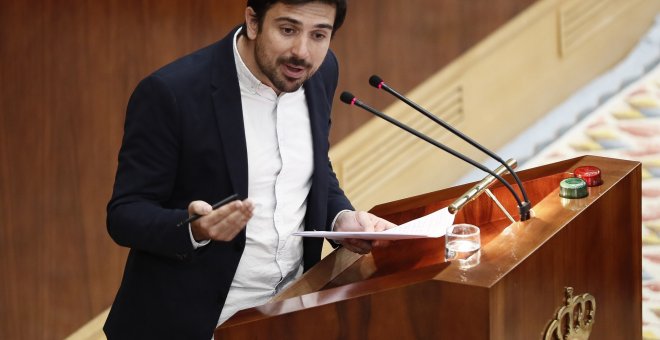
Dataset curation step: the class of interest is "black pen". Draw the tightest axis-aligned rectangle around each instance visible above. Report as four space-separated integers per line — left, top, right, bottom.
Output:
176 193 239 227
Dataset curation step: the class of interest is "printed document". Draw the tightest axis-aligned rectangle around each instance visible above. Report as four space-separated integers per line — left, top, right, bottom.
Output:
293 207 455 240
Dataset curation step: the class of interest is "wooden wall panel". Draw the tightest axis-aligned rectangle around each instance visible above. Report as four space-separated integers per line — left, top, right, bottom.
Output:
330 0 538 144
0 0 536 338
0 1 245 338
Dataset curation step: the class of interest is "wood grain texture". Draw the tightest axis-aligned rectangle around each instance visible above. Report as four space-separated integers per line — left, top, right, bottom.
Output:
0 1 244 338
0 1 538 338
329 0 538 144
218 155 642 339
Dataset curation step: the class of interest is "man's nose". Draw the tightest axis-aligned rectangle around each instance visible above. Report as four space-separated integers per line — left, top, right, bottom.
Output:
290 36 310 60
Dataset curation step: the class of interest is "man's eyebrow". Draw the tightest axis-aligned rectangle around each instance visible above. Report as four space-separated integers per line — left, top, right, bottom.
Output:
314 23 334 31
274 17 333 31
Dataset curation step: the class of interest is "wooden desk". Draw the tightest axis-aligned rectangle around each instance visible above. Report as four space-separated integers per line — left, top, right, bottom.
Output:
215 155 641 339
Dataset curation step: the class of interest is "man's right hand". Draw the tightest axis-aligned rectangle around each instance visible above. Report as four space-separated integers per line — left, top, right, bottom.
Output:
188 199 254 242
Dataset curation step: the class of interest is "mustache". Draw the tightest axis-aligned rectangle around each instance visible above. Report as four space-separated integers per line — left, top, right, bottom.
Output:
279 56 311 68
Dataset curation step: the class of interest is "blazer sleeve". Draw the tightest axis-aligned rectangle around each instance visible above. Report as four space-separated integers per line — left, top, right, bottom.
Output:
106 75 193 260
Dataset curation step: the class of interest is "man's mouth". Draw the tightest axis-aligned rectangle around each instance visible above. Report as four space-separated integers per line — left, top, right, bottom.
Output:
282 63 306 79
278 56 311 80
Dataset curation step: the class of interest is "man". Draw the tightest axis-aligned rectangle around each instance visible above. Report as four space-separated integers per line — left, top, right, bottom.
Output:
104 0 395 338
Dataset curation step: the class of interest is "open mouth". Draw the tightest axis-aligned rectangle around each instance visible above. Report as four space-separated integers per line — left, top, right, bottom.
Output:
282 63 306 79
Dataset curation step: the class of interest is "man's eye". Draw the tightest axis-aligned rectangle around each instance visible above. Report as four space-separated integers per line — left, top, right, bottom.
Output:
281 27 295 35
313 33 328 40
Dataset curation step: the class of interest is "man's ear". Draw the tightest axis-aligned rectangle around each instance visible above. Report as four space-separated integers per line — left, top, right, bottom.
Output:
244 7 259 40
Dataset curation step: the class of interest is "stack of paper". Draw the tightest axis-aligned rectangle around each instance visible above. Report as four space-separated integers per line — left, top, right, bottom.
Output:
293 207 455 240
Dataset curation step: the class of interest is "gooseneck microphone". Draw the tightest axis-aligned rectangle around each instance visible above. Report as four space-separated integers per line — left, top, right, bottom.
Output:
340 92 526 214
368 75 531 221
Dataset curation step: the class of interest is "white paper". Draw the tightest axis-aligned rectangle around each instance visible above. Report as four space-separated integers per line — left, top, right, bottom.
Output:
293 207 455 240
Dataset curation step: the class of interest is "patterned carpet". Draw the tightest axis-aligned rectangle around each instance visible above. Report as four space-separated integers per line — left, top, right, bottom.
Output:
523 63 660 339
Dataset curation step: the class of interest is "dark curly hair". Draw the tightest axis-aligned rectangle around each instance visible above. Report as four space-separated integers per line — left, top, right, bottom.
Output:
243 0 347 36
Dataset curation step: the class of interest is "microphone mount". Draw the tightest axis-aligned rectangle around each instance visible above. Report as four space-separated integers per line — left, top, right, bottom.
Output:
340 92 528 220
368 75 531 221
449 158 517 214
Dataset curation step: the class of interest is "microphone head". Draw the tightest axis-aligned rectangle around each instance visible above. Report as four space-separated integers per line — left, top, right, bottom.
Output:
369 75 384 89
340 91 356 105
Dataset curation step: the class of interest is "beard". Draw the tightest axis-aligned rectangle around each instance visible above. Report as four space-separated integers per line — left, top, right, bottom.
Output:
254 38 314 93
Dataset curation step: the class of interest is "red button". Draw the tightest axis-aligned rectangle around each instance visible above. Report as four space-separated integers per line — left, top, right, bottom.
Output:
573 166 603 187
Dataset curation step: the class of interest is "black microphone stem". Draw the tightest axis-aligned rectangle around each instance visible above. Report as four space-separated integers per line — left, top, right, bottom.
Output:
370 76 531 220
341 93 524 212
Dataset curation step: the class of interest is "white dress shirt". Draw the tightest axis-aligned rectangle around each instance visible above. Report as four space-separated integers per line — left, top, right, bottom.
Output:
211 28 314 325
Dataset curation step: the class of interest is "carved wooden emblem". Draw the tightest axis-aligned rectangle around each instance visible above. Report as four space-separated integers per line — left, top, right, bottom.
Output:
544 287 596 340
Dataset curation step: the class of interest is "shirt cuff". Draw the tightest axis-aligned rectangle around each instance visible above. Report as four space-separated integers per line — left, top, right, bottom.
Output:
330 209 353 231
188 224 211 249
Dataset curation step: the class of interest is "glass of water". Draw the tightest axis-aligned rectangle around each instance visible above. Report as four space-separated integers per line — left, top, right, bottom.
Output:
445 223 481 269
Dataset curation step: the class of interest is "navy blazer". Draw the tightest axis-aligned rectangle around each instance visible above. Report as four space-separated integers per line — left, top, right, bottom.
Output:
104 27 353 339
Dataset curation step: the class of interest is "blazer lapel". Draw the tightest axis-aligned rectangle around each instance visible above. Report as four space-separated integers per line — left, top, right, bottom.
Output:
210 29 249 199
303 74 330 230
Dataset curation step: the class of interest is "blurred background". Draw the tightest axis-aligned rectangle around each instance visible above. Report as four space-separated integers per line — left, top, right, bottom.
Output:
1 0 658 338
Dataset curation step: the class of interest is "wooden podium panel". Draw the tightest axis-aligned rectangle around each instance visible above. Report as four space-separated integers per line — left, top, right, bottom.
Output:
215 155 641 339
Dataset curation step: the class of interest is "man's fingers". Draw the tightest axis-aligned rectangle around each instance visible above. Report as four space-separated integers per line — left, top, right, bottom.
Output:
188 200 212 215
343 238 372 254
356 211 375 232
201 200 245 225
333 211 397 253
343 244 369 254
373 240 391 247
190 198 255 241
373 217 397 232
206 202 253 240
242 199 255 212
224 206 253 228
345 245 367 254
371 217 395 247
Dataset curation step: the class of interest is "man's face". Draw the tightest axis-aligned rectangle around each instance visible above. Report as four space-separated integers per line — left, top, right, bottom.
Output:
249 2 336 93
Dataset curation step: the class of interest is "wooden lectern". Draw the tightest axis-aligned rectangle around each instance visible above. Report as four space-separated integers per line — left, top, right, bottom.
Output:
215 155 641 339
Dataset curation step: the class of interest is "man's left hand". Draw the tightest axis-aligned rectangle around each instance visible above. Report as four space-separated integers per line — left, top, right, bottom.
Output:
334 211 397 254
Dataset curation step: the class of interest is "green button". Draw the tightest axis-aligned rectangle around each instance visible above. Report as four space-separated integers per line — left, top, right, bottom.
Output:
560 177 588 199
